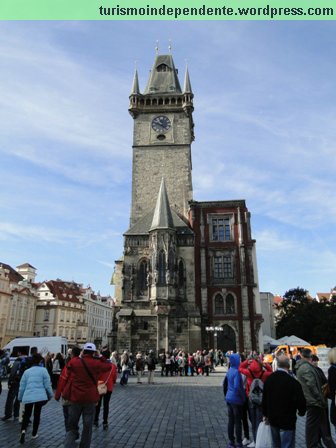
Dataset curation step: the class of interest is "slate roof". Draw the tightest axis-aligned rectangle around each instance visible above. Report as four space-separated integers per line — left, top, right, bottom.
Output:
144 54 182 94
150 178 174 231
130 69 140 95
125 208 193 236
183 67 192 93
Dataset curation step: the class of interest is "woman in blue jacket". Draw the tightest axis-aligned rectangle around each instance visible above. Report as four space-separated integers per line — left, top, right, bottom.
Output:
224 353 246 448
18 354 53 444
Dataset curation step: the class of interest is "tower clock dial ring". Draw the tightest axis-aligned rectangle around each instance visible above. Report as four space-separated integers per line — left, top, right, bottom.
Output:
151 116 171 133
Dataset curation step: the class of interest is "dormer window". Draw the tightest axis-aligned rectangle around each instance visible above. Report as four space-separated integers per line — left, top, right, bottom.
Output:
157 63 169 72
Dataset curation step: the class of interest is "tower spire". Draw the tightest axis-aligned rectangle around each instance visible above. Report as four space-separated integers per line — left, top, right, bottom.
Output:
183 66 192 94
130 69 140 95
150 178 174 231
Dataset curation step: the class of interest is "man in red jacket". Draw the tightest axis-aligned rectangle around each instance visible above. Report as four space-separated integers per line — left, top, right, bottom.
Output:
60 342 112 448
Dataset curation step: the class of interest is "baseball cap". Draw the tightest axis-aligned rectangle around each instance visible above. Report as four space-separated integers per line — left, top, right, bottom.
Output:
83 342 96 351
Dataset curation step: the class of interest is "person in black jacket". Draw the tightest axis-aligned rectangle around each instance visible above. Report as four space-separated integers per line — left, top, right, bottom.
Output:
262 355 306 448
328 348 336 435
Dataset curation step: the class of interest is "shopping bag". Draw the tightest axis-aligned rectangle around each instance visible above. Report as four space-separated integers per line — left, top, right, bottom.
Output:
255 421 272 448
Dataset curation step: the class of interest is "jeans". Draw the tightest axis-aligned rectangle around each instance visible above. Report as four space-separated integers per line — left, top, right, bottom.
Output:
306 406 336 448
227 403 243 445
4 382 20 418
270 426 295 448
241 399 250 440
120 369 129 385
21 401 47 435
249 402 263 442
95 392 112 425
64 402 96 448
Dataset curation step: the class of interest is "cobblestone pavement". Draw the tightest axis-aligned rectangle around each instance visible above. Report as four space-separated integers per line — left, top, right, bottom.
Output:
0 367 332 448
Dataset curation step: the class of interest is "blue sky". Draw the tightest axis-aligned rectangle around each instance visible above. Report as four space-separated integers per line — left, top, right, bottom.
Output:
1 21 335 297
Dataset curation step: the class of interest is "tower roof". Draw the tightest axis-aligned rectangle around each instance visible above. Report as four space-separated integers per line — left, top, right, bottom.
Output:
130 69 140 95
149 178 174 231
144 54 182 94
183 67 192 94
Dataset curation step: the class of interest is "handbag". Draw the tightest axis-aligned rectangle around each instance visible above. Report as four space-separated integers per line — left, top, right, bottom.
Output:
255 421 272 448
80 358 112 396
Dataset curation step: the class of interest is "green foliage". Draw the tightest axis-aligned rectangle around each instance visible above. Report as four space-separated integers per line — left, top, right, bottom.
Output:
276 287 336 346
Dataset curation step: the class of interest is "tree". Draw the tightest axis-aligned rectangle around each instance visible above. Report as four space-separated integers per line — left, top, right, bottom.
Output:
275 287 336 346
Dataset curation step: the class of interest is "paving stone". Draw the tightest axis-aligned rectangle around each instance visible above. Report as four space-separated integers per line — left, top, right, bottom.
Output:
0 367 330 447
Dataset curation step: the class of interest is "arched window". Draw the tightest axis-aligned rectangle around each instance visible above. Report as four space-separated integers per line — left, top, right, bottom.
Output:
226 294 235 314
178 259 184 288
158 251 166 284
138 259 148 291
214 294 224 315
157 63 168 72
168 249 175 272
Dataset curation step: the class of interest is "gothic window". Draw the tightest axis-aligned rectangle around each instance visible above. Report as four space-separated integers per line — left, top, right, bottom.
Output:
226 294 235 314
214 294 224 315
178 259 185 287
138 259 148 291
143 321 149 330
158 251 166 284
168 249 175 272
211 216 232 241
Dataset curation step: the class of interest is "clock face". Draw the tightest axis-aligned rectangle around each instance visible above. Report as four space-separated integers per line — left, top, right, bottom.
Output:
151 116 171 133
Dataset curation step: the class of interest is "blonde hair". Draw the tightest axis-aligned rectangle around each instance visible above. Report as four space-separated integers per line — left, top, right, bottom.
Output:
328 347 336 364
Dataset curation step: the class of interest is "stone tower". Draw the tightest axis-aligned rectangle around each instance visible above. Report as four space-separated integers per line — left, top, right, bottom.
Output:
113 51 263 355
114 53 202 354
129 54 194 227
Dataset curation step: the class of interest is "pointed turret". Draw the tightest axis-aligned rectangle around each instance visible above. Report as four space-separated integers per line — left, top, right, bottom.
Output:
144 54 182 94
130 69 140 95
183 67 192 94
150 178 174 231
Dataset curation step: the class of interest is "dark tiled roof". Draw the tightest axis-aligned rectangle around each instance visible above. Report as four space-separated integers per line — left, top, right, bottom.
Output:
16 262 37 270
0 262 24 283
125 208 193 236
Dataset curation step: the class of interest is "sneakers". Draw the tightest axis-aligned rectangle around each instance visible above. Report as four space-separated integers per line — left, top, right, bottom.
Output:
20 431 25 444
247 442 255 448
103 423 108 430
242 439 251 446
32 434 39 439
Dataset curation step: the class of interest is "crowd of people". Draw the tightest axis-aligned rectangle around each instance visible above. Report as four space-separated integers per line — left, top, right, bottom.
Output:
0 344 224 447
2 342 336 448
224 348 336 448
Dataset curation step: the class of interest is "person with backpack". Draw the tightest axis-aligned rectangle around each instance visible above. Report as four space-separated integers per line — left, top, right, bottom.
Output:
1 350 27 421
239 355 272 447
224 353 247 448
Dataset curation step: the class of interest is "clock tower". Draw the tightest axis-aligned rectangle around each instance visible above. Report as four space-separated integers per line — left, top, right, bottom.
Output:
113 51 263 355
129 54 194 227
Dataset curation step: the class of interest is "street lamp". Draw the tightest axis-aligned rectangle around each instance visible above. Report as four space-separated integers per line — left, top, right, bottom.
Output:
205 326 223 350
